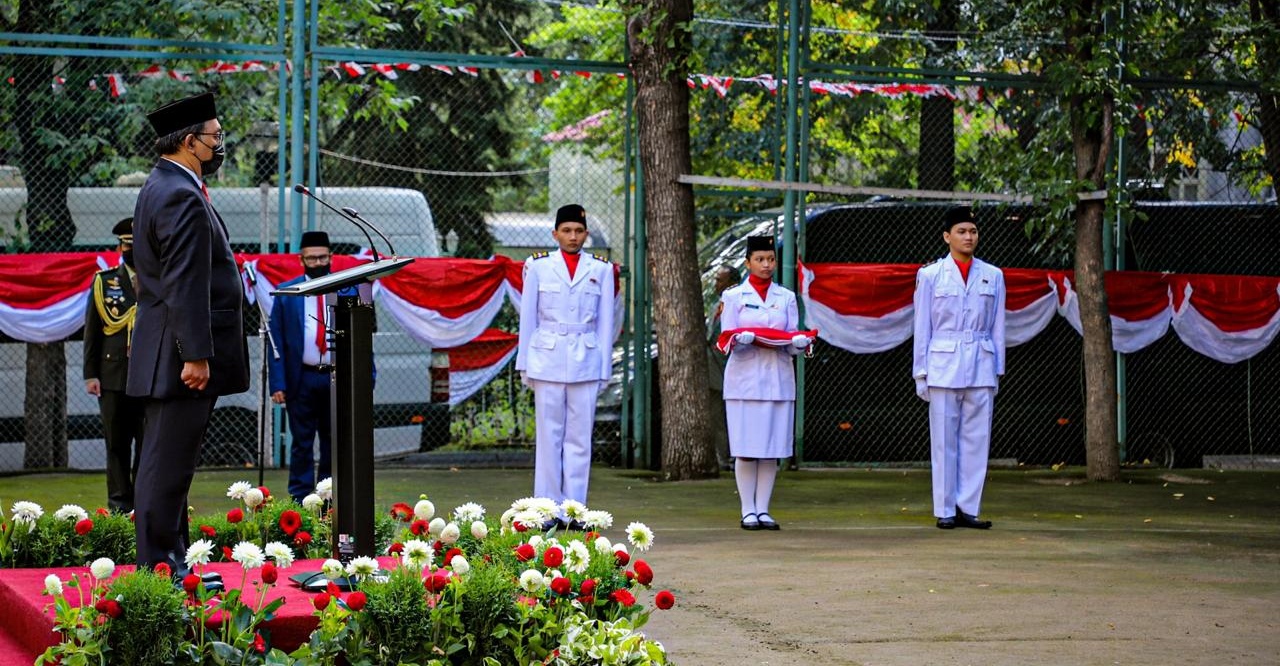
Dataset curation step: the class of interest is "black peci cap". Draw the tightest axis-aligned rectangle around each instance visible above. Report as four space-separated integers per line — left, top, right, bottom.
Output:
146 91 218 137
746 235 775 255
554 204 588 228
943 205 976 232
299 230 330 249
111 217 133 242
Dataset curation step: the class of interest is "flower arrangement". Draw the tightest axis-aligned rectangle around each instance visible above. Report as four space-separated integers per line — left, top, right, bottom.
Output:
25 482 675 665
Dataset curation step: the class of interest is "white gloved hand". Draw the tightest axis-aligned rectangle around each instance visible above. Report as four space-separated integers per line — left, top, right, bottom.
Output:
735 331 756 345
791 334 811 349
520 371 532 388
915 377 930 402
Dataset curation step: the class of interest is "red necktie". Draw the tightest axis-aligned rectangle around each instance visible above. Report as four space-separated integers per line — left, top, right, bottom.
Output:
315 297 327 355
200 182 210 201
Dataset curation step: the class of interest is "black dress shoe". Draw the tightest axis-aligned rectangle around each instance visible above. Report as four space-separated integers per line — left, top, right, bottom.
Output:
936 517 956 529
540 518 565 532
756 513 781 531
740 513 761 531
955 511 992 529
565 519 587 531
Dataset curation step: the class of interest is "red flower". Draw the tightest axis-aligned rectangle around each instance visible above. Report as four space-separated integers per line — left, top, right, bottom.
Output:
227 508 244 523
346 591 367 611
257 486 271 500
410 519 429 536
633 560 654 586
609 589 636 607
388 542 405 555
103 599 122 618
584 531 599 541
221 546 234 561
199 524 216 538
550 577 572 596
389 502 414 522
252 632 265 653
153 562 171 579
94 598 110 613
654 590 676 610
279 510 302 536
432 540 444 554
443 547 463 565
542 546 564 568
625 571 636 583
580 579 597 597
513 520 529 533
423 571 451 593
182 573 200 594
313 592 331 610
261 562 278 584
95 507 110 516
326 582 342 599
514 543 535 562
75 519 93 536
614 550 630 566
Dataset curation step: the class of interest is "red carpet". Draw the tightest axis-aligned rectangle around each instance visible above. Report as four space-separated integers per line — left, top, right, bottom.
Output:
0 557 397 662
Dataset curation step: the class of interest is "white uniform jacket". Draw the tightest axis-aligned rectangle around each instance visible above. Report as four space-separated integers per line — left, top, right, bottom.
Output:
912 256 1006 388
516 251 615 383
720 281 800 401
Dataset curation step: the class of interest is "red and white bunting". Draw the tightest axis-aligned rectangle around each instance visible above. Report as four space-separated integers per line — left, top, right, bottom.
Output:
342 61 366 78
372 63 399 79
106 74 127 98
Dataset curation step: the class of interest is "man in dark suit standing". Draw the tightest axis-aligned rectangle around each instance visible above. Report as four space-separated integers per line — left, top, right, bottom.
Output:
127 92 249 572
268 230 336 503
83 218 144 513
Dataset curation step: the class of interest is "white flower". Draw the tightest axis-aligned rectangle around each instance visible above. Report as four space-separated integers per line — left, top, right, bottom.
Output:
185 539 215 568
401 539 433 571
470 520 488 540
613 542 629 558
43 574 63 596
243 488 265 509
321 559 345 580
584 510 614 530
226 481 253 500
11 501 43 528
518 569 545 593
542 569 562 588
301 494 323 512
346 556 379 578
513 509 546 531
527 534 544 550
560 500 587 520
626 522 654 552
232 542 265 569
315 478 333 501
564 540 591 575
440 522 461 545
265 541 295 569
414 498 436 521
499 507 517 530
449 554 470 575
428 517 446 536
54 504 88 522
452 502 485 524
90 557 115 580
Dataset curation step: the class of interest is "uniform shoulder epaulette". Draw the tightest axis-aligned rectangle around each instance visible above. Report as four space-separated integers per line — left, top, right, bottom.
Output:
530 251 550 260
591 252 608 263
95 266 117 277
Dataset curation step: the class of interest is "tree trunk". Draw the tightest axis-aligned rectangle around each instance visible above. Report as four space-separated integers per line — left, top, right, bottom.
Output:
1252 0 1280 190
919 0 957 191
626 0 718 480
1070 75 1120 481
22 342 68 469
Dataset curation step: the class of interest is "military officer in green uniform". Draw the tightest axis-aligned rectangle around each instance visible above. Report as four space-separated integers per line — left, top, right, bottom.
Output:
83 218 145 513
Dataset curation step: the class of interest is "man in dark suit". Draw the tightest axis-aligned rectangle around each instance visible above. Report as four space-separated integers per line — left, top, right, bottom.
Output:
268 230 336 503
83 218 144 513
127 92 249 572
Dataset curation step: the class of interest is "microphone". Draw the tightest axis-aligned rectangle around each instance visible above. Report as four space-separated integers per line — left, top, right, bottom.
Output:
292 184 382 261
341 206 397 257
243 262 258 286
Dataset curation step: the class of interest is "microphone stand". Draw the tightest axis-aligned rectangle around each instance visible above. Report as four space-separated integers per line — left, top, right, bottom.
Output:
293 184 386 260
245 264 280 487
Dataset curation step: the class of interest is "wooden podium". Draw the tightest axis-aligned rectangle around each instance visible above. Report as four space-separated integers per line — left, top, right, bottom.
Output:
272 257 413 559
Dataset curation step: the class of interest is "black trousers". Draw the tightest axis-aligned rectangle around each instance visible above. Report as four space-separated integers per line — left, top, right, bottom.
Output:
133 396 216 570
98 389 145 513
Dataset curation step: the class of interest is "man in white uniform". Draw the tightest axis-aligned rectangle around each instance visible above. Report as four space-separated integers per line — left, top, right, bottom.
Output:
912 206 1006 529
516 204 614 528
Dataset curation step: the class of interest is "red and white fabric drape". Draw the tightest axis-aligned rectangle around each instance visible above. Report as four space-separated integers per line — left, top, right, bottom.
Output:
800 262 1280 364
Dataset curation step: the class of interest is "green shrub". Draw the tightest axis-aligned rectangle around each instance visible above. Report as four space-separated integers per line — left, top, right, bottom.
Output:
105 570 187 666
356 566 435 663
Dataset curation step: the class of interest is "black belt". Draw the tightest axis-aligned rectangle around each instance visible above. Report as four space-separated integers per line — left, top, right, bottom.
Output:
303 364 334 373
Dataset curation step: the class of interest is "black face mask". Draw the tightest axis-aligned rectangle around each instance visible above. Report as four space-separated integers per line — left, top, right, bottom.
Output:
200 142 226 176
121 249 134 268
304 264 331 279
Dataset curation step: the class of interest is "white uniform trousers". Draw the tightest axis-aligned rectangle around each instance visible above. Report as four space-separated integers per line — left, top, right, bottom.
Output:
927 387 994 518
532 378 598 506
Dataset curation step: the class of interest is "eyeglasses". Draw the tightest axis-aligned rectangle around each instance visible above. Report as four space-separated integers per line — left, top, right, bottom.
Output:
301 254 331 266
194 131 225 143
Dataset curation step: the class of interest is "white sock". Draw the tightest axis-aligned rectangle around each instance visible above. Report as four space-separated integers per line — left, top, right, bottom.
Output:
754 459 779 516
735 458 758 517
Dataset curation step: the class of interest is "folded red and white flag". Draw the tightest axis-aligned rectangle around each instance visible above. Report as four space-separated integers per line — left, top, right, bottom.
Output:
717 327 819 355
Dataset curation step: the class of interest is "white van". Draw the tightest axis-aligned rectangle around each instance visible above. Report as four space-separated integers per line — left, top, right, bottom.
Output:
0 186 441 470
